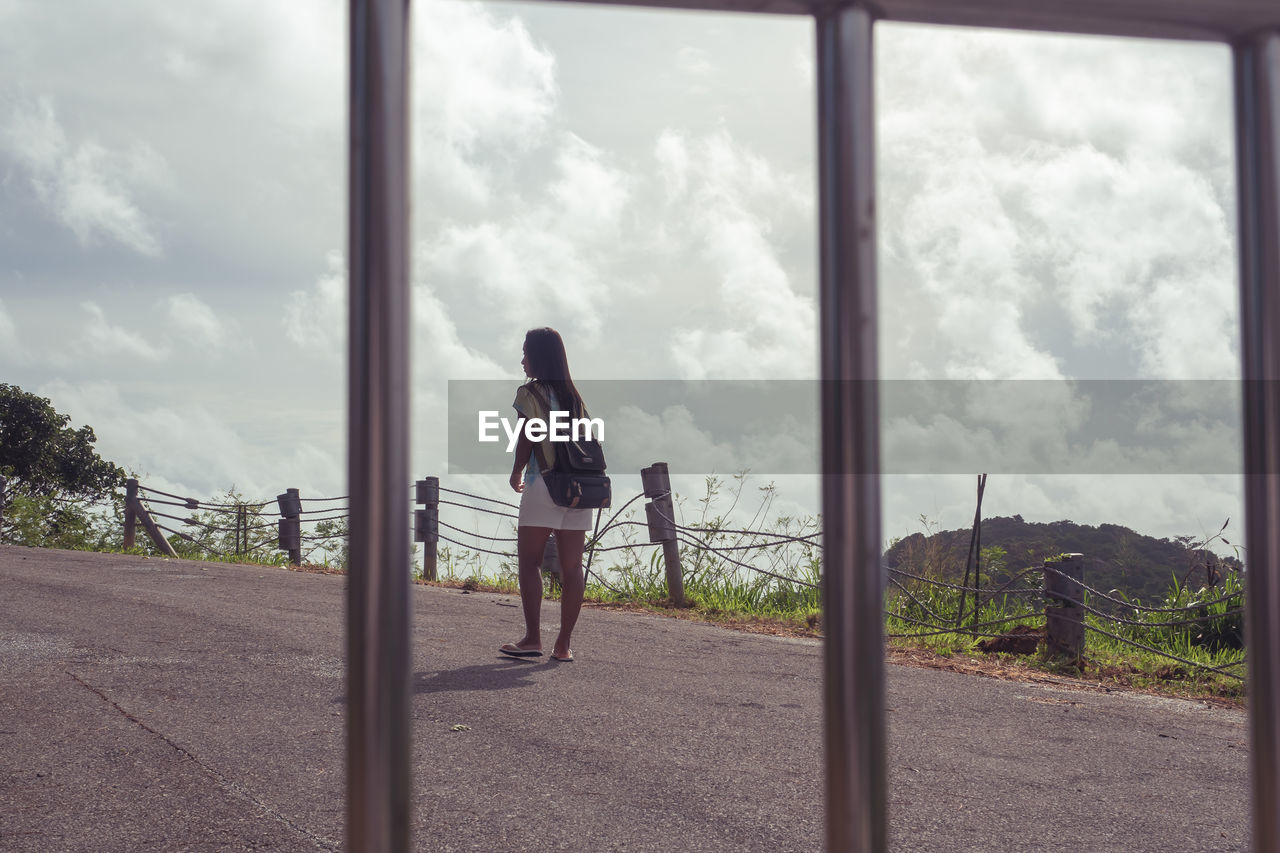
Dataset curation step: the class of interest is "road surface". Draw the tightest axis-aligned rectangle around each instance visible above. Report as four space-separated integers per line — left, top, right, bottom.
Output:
0 546 1248 851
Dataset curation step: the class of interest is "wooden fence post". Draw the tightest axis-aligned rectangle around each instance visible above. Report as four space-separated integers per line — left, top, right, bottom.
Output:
414 477 439 580
1044 553 1085 660
276 488 302 566
124 479 178 558
641 462 685 607
235 504 248 557
123 478 138 550
957 473 987 626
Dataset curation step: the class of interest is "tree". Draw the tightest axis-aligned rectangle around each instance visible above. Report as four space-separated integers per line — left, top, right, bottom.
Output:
0 384 125 547
0 384 124 500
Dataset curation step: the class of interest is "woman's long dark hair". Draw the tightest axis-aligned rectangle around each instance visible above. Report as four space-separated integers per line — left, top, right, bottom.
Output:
523 327 585 416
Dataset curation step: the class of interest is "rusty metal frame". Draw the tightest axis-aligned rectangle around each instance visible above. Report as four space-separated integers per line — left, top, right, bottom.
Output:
346 1 1280 850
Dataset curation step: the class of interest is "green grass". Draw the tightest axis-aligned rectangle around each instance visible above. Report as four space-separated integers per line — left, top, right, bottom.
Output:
882 571 1245 702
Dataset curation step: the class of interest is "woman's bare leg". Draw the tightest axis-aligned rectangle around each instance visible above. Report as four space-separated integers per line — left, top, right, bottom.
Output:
513 526 552 650
553 528 586 659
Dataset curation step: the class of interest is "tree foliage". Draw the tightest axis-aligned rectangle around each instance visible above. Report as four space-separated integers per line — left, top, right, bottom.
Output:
0 384 126 548
0 383 124 500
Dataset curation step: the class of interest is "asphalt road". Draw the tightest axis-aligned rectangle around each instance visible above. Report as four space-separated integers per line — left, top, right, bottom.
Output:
0 545 1249 852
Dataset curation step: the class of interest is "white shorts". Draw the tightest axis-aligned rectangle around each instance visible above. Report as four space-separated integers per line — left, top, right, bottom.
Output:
518 475 594 531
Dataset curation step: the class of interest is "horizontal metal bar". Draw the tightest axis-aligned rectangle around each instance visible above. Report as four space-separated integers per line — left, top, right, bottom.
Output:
871 0 1280 42
520 0 1280 42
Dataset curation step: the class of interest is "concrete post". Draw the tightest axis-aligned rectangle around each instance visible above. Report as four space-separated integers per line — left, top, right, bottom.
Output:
414 478 439 580
277 488 302 567
641 462 685 607
1044 554 1085 660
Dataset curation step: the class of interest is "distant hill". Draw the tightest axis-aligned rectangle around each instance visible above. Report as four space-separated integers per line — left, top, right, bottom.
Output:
884 515 1242 602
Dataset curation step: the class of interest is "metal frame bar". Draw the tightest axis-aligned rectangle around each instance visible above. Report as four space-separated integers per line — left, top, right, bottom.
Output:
532 0 1280 41
347 1 413 851
816 7 886 851
1235 29 1280 853
346 1 1280 851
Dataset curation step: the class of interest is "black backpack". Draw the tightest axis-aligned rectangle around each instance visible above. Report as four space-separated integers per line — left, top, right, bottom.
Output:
526 384 612 509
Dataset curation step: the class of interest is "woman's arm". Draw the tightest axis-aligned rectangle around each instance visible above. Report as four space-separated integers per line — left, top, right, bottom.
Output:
509 428 534 493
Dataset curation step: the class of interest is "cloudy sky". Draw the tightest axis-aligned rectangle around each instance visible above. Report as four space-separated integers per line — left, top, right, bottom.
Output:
0 2 1245 554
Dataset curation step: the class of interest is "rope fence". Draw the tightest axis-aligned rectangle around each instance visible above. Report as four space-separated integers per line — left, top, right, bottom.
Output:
129 480 348 566
123 467 1248 684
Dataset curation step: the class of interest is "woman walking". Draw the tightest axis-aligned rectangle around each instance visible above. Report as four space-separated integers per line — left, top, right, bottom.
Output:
500 327 592 663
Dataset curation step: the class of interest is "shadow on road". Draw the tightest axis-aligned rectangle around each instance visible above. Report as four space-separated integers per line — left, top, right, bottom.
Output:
413 659 548 694
328 659 549 704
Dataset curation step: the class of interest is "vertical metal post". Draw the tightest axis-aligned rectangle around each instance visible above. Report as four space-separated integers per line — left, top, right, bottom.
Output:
816 6 886 852
348 0 412 851
0 474 7 543
1235 29 1280 853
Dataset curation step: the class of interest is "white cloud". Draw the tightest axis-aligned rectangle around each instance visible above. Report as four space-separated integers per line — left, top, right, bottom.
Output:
878 105 1063 379
284 251 345 357
677 46 713 77
549 133 631 242
411 283 507 380
1 96 166 256
653 129 816 379
1011 147 1236 377
407 293 509 480
426 221 600 340
36 379 341 499
615 404 742 473
79 302 167 362
876 26 1236 380
0 297 23 365
0 2 348 277
422 132 632 343
167 293 233 352
883 473 1242 554
654 130 691 202
413 0 558 206
282 249 505 380
794 46 814 87
148 1 343 132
